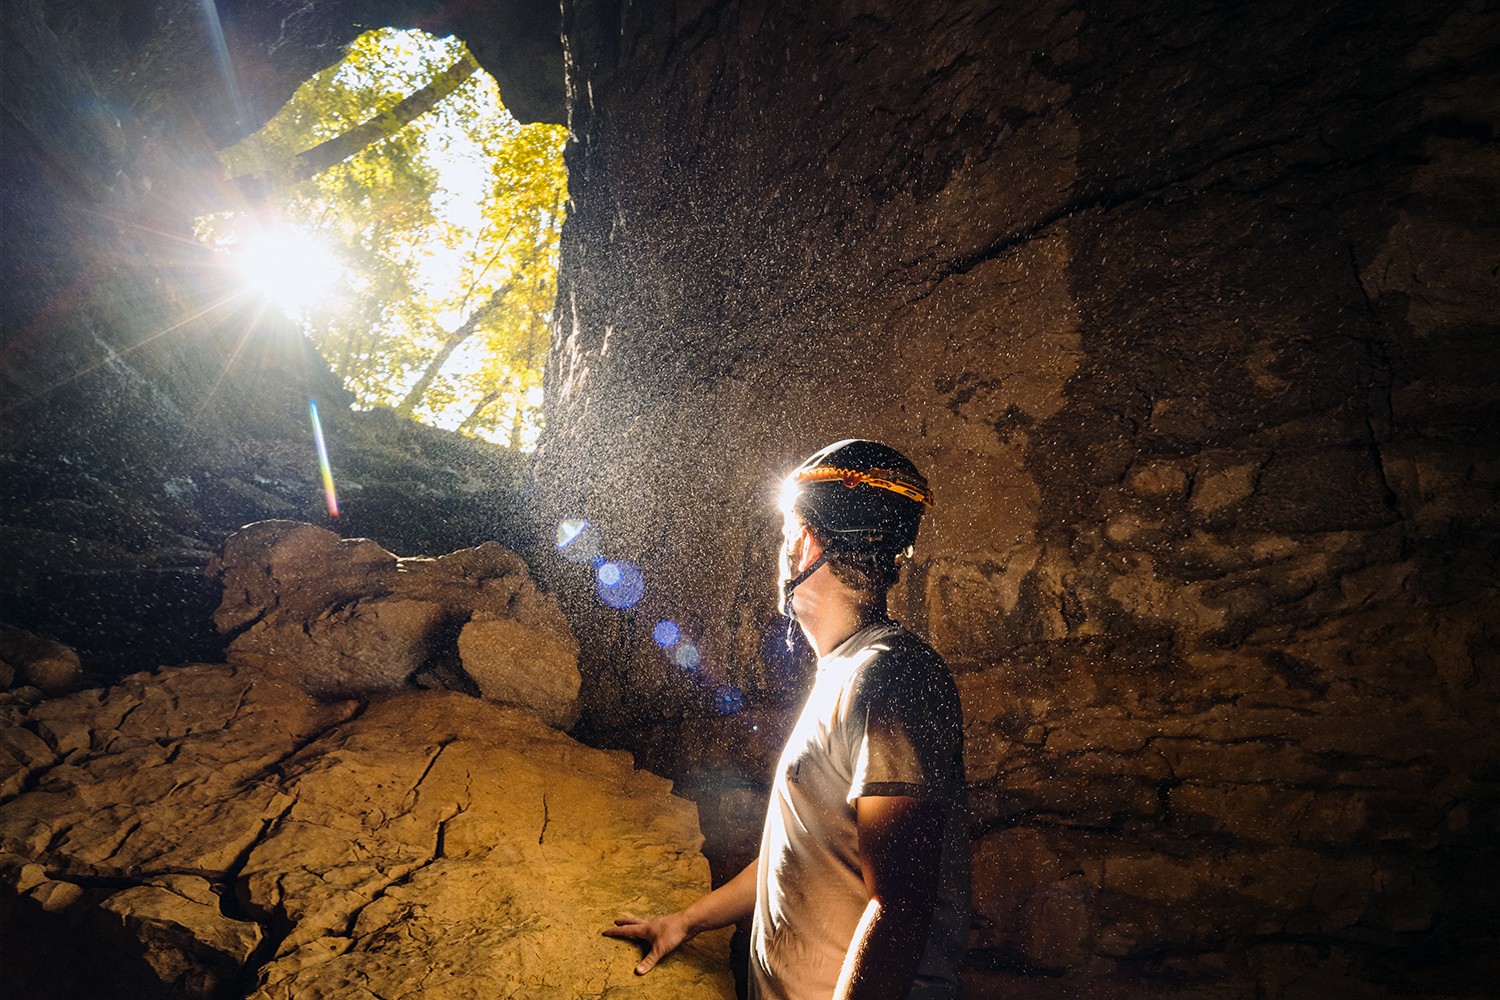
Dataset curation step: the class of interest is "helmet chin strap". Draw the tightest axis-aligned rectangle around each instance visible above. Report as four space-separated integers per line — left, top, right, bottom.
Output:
781 551 829 614
781 550 830 649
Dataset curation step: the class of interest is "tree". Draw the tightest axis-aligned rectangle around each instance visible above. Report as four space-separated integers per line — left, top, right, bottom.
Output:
202 28 568 448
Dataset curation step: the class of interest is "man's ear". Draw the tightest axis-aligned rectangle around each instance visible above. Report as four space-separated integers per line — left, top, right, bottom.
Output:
795 525 824 573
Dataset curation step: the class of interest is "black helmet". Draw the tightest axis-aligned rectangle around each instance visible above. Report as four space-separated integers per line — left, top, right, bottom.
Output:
779 439 932 557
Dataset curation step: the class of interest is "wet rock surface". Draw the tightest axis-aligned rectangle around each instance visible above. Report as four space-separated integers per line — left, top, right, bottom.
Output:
541 1 1500 996
0 662 732 999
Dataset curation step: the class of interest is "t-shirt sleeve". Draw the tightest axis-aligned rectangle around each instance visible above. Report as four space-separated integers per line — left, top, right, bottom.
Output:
845 643 963 805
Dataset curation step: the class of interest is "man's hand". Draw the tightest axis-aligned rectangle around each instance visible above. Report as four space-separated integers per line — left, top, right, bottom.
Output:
602 857 759 976
603 911 694 975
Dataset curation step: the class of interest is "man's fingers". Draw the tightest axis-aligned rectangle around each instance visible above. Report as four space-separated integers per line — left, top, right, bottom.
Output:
603 915 644 938
636 946 664 976
602 913 681 975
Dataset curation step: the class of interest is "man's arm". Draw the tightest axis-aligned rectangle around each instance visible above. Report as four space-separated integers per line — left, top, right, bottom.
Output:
603 855 759 975
834 795 945 1000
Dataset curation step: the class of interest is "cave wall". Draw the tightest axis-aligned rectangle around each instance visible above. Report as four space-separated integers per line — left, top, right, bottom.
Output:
537 1 1500 995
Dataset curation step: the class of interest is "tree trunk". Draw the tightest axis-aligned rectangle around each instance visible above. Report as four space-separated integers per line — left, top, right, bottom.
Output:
394 280 511 416
457 389 502 435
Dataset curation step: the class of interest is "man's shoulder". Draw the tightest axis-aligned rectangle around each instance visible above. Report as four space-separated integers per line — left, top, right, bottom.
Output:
851 623 957 702
860 621 947 671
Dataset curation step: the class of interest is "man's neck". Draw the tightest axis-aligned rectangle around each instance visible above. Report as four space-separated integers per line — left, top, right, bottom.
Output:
797 592 889 658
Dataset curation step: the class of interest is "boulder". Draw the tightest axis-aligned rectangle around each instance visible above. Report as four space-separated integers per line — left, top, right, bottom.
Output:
458 614 581 729
211 521 581 726
0 662 733 999
0 624 82 697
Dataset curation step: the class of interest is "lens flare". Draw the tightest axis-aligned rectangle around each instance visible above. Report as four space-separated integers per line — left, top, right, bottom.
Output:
556 519 587 548
197 0 248 128
308 399 338 517
595 560 644 610
653 621 680 647
674 642 700 670
556 519 602 564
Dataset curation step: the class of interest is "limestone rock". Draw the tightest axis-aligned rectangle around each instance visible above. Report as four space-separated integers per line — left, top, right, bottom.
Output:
0 624 82 697
234 595 446 696
211 521 581 725
100 875 262 997
211 521 399 636
458 614 580 729
0 663 733 999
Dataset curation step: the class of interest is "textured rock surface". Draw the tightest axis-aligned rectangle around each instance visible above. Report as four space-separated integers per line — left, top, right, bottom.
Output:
212 520 581 727
537 1 1500 996
100 875 264 996
0 624 82 697
0 663 732 999
458 614 584 729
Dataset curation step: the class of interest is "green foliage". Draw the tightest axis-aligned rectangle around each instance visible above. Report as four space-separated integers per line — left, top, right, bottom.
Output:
206 28 568 448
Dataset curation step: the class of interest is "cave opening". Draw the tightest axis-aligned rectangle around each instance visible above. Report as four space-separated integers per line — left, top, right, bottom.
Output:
200 26 567 452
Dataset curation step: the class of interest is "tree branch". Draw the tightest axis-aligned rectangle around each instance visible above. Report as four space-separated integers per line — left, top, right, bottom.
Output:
233 54 479 201
394 279 513 416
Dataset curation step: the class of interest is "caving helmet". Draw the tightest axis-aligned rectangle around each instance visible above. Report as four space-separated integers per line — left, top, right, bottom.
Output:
777 439 932 614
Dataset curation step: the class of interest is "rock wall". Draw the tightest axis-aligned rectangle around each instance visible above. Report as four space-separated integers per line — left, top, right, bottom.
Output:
538 1 1500 996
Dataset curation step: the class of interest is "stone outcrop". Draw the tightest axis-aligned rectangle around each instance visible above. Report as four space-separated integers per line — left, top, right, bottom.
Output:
0 662 733 999
213 520 582 729
0 624 82 699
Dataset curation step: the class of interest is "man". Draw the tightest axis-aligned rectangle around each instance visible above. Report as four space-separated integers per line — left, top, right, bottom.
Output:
606 440 969 1000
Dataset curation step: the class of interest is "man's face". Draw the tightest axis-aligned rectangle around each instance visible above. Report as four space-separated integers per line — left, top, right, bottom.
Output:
776 512 806 617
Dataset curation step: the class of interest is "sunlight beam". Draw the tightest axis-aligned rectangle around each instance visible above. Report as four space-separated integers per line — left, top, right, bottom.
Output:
234 226 345 318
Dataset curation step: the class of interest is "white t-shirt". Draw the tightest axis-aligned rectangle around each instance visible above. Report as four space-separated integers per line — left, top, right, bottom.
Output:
750 620 969 1000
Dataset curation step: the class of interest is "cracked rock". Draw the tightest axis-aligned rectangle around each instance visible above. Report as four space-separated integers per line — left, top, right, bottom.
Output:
101 875 262 996
0 662 732 999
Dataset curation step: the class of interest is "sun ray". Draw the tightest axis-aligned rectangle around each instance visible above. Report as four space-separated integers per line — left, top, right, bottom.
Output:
0 289 248 418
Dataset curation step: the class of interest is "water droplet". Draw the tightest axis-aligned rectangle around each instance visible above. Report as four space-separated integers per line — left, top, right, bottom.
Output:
714 684 744 715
